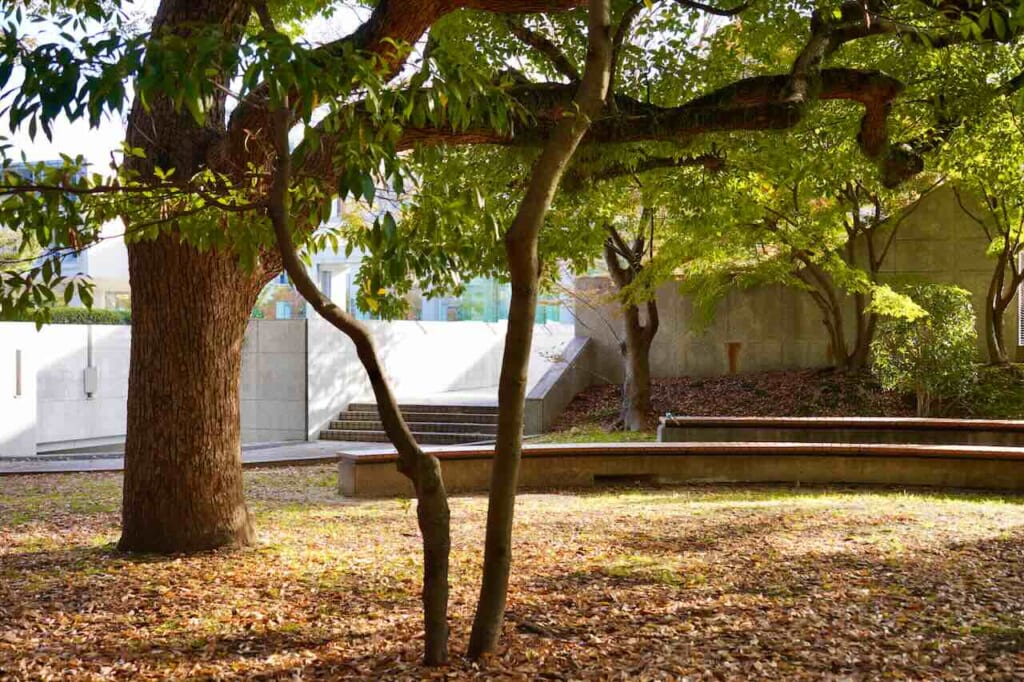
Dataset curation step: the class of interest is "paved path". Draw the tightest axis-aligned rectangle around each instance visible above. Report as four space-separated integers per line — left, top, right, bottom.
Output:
0 441 378 476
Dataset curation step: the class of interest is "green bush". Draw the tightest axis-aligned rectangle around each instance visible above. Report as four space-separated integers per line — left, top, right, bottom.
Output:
870 284 977 416
14 306 131 325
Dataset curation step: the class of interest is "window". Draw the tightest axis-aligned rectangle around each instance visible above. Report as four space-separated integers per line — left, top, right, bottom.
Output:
104 292 131 311
275 301 292 319
318 269 332 300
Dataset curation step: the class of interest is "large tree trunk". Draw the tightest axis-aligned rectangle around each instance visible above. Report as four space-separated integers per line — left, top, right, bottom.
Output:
118 235 263 552
467 0 611 658
117 0 259 553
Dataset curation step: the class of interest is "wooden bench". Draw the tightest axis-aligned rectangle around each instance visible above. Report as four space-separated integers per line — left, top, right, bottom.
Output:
658 416 1024 447
337 441 1024 497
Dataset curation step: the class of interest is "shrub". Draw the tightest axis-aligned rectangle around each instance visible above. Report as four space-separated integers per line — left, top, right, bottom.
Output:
870 284 977 416
14 306 131 325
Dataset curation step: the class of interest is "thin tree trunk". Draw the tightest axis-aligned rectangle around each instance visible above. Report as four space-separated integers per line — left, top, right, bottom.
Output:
987 297 1010 365
119 235 262 552
467 0 612 658
603 230 658 431
915 384 929 417
265 106 451 665
985 260 1010 365
798 262 851 370
620 300 656 431
848 293 876 372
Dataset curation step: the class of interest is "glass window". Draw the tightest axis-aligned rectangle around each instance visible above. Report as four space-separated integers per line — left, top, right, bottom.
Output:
318 269 332 300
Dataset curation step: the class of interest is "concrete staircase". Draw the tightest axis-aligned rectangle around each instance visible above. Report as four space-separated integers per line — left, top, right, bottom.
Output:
320 402 499 445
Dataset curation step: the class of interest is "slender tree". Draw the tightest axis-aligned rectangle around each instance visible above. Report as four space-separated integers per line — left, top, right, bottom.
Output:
468 0 613 656
603 209 660 430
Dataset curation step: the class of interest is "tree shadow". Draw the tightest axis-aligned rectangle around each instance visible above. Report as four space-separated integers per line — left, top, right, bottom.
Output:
513 524 1024 678
2 488 1023 679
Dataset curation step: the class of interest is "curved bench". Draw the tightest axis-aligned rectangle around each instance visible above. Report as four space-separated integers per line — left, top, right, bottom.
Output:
658 416 1024 447
337 441 1024 497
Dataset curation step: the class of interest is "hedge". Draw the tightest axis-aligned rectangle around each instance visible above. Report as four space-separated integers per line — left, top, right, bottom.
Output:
10 306 131 325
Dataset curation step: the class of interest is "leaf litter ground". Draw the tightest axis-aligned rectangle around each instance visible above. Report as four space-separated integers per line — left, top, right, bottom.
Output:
1 467 1022 680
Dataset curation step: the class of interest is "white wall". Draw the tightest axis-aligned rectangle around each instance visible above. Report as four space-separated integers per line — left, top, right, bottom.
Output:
240 320 307 443
0 323 39 457
0 320 308 455
306 317 575 438
35 324 131 449
0 318 577 455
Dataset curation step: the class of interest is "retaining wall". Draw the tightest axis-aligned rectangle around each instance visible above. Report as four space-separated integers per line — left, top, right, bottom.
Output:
338 443 1024 497
658 416 1024 447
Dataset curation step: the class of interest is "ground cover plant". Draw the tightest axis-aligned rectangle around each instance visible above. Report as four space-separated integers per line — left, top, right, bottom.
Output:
2 466 1023 679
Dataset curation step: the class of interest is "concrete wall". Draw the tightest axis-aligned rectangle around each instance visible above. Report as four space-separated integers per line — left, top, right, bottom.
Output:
577 185 1022 383
0 320 309 456
306 317 575 439
35 324 131 450
0 317 577 455
576 278 832 382
0 323 39 457
525 336 593 434
241 320 307 443
340 447 1024 497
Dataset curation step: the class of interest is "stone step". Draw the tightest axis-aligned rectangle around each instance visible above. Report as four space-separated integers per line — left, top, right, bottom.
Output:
336 410 498 425
320 429 495 445
330 419 498 434
347 402 498 416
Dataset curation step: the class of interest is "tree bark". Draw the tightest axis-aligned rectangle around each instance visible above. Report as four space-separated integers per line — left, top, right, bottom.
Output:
984 251 1013 365
118 235 264 552
467 0 612 658
603 233 658 431
986 294 1011 365
265 105 451 665
118 0 262 554
796 263 852 371
915 384 930 417
620 300 656 430
848 289 876 372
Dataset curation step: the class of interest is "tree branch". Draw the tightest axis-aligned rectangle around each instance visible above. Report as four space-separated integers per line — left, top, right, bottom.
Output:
673 0 749 17
609 0 644 96
564 150 724 190
503 16 580 81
